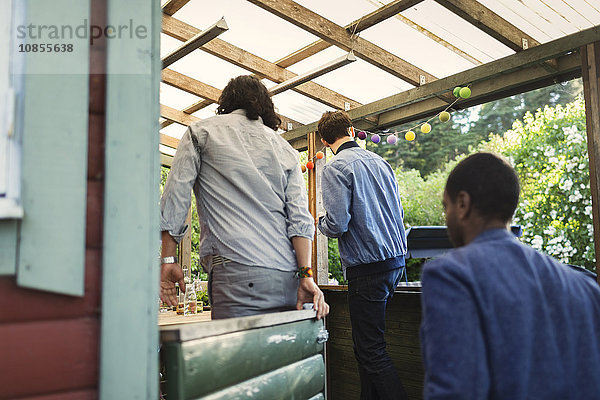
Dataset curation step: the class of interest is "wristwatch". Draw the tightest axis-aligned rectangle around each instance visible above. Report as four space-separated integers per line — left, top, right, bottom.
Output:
161 256 178 264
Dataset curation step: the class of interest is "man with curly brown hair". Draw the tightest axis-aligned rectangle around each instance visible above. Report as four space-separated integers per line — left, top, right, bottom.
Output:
159 75 328 320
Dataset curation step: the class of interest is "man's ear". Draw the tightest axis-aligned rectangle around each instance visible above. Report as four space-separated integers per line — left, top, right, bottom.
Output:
455 191 472 220
320 138 330 148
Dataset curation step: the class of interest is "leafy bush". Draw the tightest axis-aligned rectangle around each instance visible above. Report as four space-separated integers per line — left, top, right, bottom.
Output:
485 98 595 271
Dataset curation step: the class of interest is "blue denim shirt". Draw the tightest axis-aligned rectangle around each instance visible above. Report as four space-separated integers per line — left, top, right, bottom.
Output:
318 143 407 276
421 228 600 399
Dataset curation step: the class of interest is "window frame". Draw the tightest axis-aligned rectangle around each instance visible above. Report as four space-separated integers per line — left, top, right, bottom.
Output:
0 0 23 219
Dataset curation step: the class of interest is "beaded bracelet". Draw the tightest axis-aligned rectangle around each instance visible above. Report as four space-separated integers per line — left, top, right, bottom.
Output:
299 266 313 278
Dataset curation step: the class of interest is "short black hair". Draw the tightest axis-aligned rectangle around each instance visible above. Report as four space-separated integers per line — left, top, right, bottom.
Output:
317 111 352 143
446 152 520 222
217 75 281 131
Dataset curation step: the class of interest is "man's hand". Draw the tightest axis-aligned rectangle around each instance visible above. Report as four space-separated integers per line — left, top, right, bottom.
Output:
296 278 330 320
160 263 185 307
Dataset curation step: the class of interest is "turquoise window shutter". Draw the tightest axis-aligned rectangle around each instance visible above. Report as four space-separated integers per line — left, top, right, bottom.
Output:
16 0 91 296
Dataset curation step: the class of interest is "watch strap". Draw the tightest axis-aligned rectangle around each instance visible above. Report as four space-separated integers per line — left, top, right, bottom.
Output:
161 256 178 264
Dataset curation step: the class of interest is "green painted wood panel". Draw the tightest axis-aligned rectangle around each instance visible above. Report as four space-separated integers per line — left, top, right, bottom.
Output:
0 221 18 275
163 318 325 399
16 0 90 295
201 355 325 400
99 0 161 398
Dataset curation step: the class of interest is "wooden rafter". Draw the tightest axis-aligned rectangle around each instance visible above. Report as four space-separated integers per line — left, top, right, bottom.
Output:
246 0 437 86
284 24 600 146
162 14 363 111
163 68 221 101
161 0 190 16
434 0 540 52
160 104 200 127
160 133 180 149
374 53 579 129
161 68 304 131
275 0 425 69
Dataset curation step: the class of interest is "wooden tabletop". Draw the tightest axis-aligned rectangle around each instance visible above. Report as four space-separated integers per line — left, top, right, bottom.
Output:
158 310 212 326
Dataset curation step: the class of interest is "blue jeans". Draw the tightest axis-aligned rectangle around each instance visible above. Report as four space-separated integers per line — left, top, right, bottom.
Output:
348 267 407 400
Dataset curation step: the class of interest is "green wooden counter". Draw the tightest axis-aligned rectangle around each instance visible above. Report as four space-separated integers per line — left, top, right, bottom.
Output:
160 310 328 400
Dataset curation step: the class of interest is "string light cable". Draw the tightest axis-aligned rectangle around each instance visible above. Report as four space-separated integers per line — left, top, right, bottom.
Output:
300 84 473 172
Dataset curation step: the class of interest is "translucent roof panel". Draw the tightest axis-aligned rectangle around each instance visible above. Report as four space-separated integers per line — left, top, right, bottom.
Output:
478 0 600 43
293 0 395 26
160 82 200 111
284 45 414 104
170 0 321 62
399 0 515 65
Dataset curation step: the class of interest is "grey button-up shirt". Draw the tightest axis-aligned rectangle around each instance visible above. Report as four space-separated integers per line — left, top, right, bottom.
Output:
160 109 314 272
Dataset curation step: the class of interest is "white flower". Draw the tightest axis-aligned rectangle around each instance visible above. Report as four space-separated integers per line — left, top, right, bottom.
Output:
569 190 583 202
523 211 534 219
561 178 573 191
550 210 557 219
585 206 592 216
531 235 543 250
544 147 556 157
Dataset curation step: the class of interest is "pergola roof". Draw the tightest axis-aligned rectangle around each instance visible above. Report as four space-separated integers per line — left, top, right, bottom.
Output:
159 0 600 156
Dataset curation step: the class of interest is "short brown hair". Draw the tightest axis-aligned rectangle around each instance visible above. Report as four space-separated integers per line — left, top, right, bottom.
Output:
318 111 352 144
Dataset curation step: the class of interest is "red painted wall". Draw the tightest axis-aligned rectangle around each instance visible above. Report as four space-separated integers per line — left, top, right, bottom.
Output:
0 1 106 398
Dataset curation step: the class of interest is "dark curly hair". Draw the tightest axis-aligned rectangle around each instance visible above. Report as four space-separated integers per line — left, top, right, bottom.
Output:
445 152 520 223
217 75 281 131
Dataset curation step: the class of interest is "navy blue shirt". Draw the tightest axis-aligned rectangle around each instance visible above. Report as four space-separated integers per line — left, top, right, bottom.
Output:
318 142 407 278
420 228 600 399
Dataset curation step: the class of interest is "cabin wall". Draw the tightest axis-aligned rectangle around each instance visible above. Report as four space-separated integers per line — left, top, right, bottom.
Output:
0 1 106 398
325 289 424 400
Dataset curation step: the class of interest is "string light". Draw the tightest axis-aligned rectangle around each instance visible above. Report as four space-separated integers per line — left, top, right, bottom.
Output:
300 84 473 172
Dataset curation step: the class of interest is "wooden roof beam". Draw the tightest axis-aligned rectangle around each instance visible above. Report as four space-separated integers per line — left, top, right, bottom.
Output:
161 0 191 16
160 133 179 149
246 0 437 86
275 0 425 69
162 14 364 111
284 24 600 142
160 104 200 127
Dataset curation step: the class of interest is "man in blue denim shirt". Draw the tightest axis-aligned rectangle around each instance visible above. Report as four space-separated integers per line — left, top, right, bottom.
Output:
317 111 408 400
421 152 600 399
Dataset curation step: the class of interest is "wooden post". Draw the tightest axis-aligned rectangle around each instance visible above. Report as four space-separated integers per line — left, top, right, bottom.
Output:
307 131 318 283
315 144 329 286
581 41 600 283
